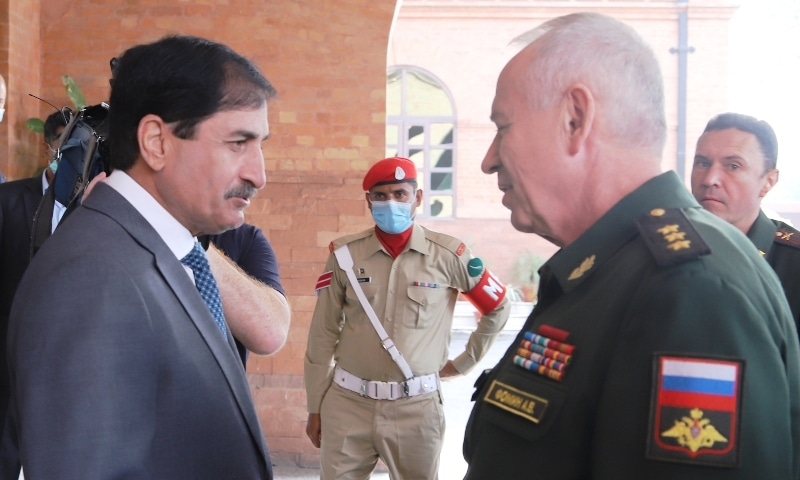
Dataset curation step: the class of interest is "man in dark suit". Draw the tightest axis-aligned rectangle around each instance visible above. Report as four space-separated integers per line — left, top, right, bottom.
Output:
0 110 67 478
6 35 276 478
0 176 43 430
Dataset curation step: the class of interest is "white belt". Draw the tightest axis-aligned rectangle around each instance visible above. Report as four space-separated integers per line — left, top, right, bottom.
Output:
333 366 438 401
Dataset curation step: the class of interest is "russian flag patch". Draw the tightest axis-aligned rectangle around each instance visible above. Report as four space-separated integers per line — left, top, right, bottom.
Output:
315 271 333 294
647 355 742 467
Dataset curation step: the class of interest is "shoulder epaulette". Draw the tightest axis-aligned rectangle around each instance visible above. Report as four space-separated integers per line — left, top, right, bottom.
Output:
328 228 373 253
421 226 468 257
774 222 800 250
636 208 711 267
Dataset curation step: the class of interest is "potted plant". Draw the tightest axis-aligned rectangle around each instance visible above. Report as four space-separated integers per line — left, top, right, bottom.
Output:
25 75 86 134
510 250 545 302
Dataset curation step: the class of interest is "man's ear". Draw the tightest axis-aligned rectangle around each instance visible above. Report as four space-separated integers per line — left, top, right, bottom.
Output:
365 191 372 211
563 84 595 156
415 188 423 209
137 114 169 172
760 168 779 197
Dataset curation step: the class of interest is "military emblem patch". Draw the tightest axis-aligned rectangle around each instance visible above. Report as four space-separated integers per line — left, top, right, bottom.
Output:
647 355 742 467
467 257 484 277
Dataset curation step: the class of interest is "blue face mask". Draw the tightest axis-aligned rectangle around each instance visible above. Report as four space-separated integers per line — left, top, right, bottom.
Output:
47 146 59 174
371 200 414 234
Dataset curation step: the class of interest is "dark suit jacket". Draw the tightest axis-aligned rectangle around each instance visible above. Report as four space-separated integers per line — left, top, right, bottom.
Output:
0 176 43 429
6 183 272 479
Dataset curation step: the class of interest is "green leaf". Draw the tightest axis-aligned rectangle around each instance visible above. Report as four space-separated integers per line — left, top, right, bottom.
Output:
62 75 86 109
25 117 44 134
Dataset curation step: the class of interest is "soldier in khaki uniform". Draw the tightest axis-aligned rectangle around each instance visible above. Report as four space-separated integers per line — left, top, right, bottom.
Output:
691 112 800 335
304 156 510 479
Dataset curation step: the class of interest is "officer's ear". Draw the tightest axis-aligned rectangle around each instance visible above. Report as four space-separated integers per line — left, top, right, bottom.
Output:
563 83 595 157
760 168 779 198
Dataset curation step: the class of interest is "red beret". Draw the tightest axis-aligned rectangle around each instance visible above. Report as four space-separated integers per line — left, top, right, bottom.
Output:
362 157 417 191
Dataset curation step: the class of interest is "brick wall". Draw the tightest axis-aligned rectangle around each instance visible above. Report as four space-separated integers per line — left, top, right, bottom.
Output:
1 0 740 468
33 0 396 467
0 0 42 180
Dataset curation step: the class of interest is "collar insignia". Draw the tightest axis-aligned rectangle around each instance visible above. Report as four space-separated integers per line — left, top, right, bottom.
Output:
567 255 595 281
775 227 800 249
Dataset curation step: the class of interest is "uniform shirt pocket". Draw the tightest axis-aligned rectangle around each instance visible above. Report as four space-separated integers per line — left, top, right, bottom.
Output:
404 285 450 329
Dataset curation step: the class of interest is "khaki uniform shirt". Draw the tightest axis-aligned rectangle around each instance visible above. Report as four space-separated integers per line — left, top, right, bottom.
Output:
305 223 510 413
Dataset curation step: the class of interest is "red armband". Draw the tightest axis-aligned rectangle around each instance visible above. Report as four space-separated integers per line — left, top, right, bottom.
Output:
463 268 506 315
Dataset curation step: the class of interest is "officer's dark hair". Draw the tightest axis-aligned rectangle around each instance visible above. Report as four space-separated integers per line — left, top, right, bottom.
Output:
43 110 68 146
109 35 276 171
703 112 778 172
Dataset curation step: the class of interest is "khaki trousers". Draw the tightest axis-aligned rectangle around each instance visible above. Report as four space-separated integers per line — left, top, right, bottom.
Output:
320 382 445 480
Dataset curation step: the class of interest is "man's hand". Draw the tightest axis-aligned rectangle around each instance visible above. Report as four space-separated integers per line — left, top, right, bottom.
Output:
439 360 460 379
306 413 322 448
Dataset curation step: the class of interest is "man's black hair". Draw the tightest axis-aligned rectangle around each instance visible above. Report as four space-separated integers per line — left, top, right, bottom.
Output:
43 110 68 146
108 35 277 171
703 112 778 172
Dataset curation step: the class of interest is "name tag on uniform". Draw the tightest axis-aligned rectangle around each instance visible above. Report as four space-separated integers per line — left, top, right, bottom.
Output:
357 277 371 283
484 380 548 424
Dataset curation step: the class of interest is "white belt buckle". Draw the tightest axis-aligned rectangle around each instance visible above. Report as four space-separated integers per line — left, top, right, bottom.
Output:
375 382 392 400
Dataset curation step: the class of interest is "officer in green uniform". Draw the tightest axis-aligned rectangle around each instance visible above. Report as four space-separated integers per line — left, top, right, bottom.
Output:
304 157 510 479
691 112 800 335
466 12 800 479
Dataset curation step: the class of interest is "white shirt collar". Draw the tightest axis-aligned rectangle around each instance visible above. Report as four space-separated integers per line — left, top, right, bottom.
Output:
104 170 195 259
40 170 49 194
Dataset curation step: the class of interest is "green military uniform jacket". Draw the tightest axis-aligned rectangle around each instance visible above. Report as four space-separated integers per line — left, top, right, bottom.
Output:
305 223 510 413
463 172 800 479
747 209 800 337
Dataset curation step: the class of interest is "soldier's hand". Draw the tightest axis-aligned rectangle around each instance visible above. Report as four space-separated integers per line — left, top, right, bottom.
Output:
439 360 461 379
306 413 322 448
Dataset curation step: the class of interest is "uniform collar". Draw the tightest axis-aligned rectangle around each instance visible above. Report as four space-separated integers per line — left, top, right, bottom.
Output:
364 222 429 258
746 210 777 257
545 171 700 293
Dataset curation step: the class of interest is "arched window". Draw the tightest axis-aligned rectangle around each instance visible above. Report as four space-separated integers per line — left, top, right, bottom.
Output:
386 66 456 218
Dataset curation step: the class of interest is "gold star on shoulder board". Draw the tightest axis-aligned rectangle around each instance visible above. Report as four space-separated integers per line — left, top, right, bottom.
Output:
636 208 711 266
568 255 595 281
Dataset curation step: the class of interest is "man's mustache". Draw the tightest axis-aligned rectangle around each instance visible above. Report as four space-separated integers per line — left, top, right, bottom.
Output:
225 182 258 200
